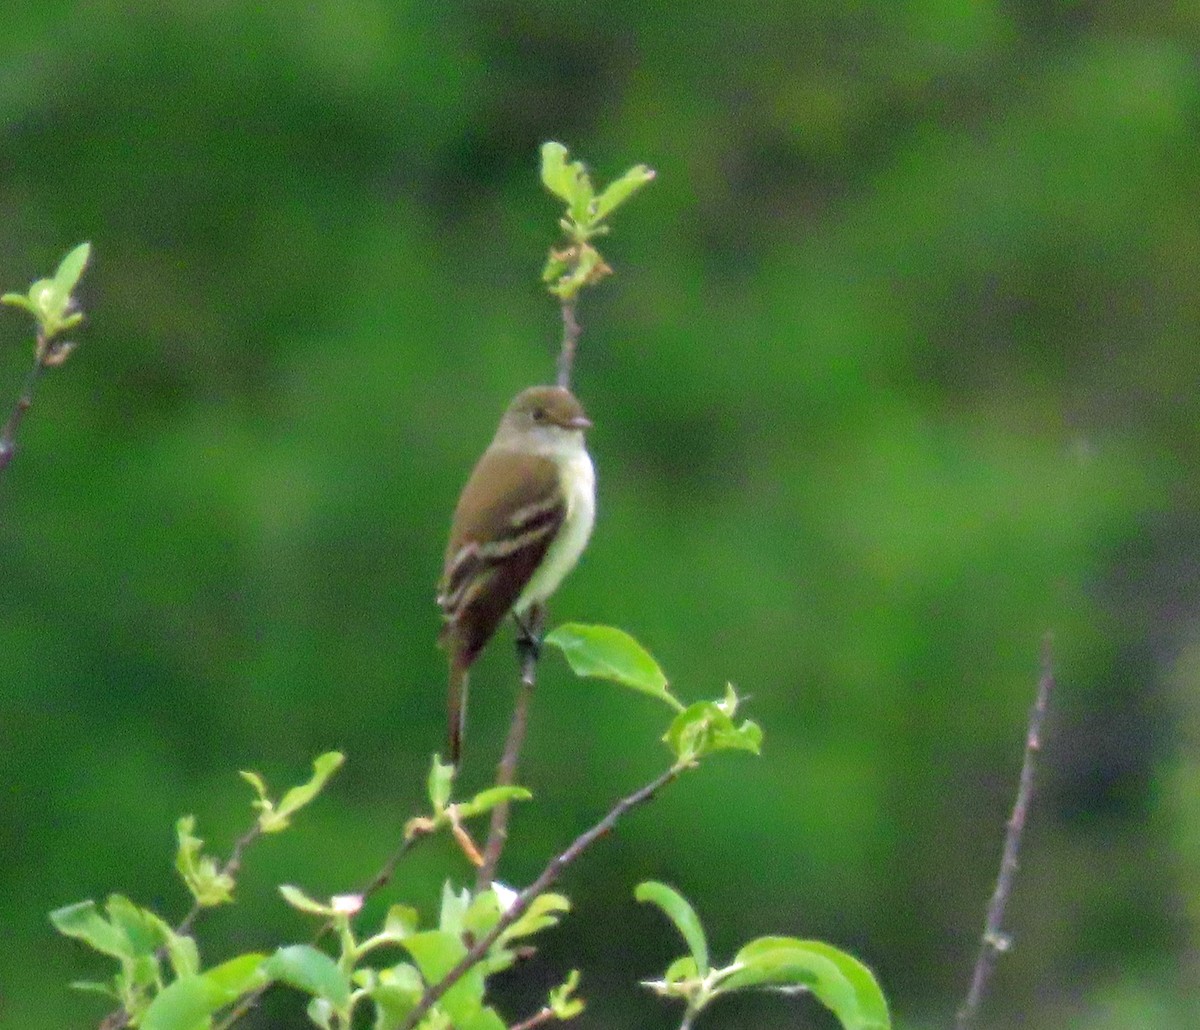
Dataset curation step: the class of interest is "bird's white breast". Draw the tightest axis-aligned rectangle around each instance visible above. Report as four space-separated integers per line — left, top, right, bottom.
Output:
515 447 595 613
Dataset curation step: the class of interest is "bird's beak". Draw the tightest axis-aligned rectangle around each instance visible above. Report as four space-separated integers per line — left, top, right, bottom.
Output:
563 414 592 430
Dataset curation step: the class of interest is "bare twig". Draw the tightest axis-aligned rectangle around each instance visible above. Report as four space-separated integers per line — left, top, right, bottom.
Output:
0 336 49 476
478 610 544 889
955 635 1056 1030
556 299 581 390
510 1006 559 1030
401 761 685 1030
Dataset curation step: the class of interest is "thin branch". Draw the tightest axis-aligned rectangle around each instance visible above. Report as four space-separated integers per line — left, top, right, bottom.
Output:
556 298 581 390
401 761 685 1030
510 1007 558 1030
0 337 49 476
478 612 544 889
955 635 1056 1030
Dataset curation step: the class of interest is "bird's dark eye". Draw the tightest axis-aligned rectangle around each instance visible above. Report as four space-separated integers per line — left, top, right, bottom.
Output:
531 407 547 423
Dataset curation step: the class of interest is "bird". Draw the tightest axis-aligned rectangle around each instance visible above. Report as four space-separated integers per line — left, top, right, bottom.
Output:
438 385 596 764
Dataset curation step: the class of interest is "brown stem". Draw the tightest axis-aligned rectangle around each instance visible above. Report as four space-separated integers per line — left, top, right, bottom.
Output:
0 337 48 476
955 635 1056 1030
556 299 580 390
510 1007 557 1030
477 609 544 889
401 762 684 1030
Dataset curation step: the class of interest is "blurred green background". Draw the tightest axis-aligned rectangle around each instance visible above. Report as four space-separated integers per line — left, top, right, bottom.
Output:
3 2 1199 1028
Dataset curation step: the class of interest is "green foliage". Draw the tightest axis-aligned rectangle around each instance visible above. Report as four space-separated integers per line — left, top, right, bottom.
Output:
639 883 890 1030
2 241 90 344
176 817 235 908
539 141 654 300
240 751 344 833
544 622 683 710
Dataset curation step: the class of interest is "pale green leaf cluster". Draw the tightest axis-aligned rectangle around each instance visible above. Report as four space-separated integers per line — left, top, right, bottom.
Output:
240 751 344 833
176 816 235 908
539 142 654 300
2 241 90 348
272 878 573 1030
49 895 201 1019
638 882 890 1030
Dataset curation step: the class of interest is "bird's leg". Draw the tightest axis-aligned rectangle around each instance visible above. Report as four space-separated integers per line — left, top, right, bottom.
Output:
513 605 546 663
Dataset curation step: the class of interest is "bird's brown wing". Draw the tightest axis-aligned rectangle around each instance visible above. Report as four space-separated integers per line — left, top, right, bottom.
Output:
438 448 565 667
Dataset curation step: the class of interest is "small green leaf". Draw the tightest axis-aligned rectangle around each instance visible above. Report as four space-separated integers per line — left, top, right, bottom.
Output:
665 701 762 762
499 892 570 944
402 930 485 1025
438 881 472 936
50 900 131 960
203 952 268 999
162 928 201 978
720 937 889 1030
593 165 655 222
53 242 91 295
368 963 424 1030
457 785 532 819
264 944 351 1010
271 751 344 829
140 977 217 1030
664 955 699 985
636 882 709 976
278 884 336 917
175 816 235 907
548 969 585 1020
69 980 120 999
545 624 682 709
540 142 574 202
383 904 420 940
428 755 455 814
1 292 33 313
460 1007 507 1030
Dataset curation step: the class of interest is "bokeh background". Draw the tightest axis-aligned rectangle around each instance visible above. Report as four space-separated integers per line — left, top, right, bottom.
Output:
3 2 1199 1028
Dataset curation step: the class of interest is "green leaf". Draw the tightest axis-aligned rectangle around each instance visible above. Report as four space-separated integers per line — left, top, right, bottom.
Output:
271 751 345 830
459 1007 507 1030
499 892 570 943
69 979 121 999
719 937 889 1030
50 900 131 960
175 816 235 907
438 881 472 936
264 945 351 1010
1 292 33 313
593 165 656 222
383 904 420 940
544 624 682 709
540 142 574 202
107 895 167 956
53 242 91 295
635 882 709 976
368 963 423 1030
548 969 585 1020
163 928 201 978
278 884 336 917
402 930 485 1026
457 785 532 819
428 755 455 814
664 701 762 762
140 977 217 1030
203 953 268 1000
141 953 267 1030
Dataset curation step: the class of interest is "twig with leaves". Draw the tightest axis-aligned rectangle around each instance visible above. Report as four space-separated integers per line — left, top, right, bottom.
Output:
955 636 1056 1030
0 242 90 476
475 143 655 889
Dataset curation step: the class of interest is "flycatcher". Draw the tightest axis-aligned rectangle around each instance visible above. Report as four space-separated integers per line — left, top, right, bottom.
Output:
438 385 596 764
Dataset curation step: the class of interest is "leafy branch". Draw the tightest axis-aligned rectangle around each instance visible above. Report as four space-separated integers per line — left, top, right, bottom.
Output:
0 242 90 475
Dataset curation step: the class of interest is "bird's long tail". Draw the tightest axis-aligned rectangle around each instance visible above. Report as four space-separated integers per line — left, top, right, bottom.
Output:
447 659 469 766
